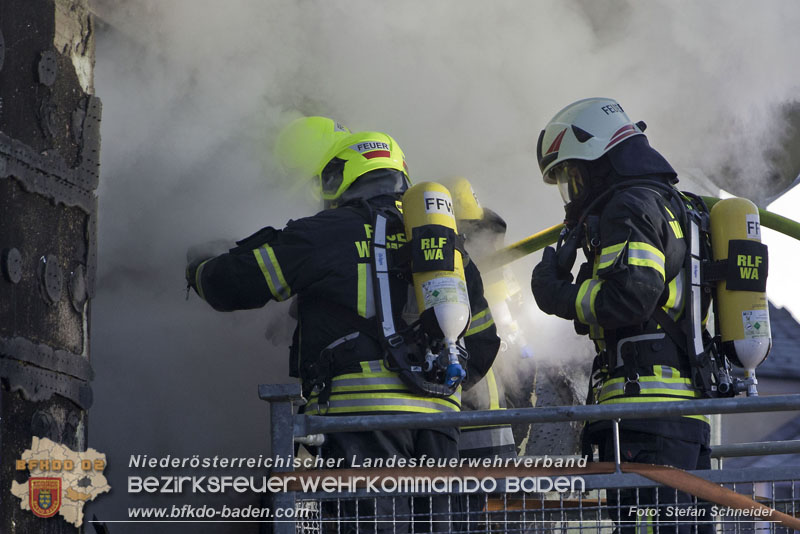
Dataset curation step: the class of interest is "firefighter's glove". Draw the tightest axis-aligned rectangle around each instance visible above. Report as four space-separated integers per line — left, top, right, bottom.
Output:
185 240 232 293
531 246 579 320
445 362 466 388
185 256 209 293
556 230 580 277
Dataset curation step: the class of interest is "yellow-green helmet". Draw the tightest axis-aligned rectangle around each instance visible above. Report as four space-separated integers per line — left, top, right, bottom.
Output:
315 131 409 203
273 116 350 178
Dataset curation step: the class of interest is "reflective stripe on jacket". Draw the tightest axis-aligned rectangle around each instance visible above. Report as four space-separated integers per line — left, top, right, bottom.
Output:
573 185 710 431
459 368 517 458
305 360 462 415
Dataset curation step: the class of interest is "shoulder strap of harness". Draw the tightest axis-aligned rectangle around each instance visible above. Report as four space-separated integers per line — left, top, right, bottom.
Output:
369 206 462 398
651 188 730 396
318 199 461 399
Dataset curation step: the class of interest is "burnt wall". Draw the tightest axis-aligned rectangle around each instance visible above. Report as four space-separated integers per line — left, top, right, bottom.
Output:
0 0 100 532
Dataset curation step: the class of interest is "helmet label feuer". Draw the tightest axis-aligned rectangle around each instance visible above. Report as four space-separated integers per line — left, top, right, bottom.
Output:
601 103 624 115
350 141 390 153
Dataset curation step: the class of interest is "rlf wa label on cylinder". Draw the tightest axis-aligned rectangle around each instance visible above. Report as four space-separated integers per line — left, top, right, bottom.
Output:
423 192 454 216
421 277 468 308
742 309 770 339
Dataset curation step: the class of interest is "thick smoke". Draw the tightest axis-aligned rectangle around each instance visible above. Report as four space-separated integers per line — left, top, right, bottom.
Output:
87 1 800 530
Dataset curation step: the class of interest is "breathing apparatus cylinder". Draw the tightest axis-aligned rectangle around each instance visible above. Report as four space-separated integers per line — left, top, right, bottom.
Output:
710 197 771 396
402 182 470 386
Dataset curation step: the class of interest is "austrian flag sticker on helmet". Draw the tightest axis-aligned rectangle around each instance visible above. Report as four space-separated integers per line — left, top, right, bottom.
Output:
604 124 637 149
350 141 391 160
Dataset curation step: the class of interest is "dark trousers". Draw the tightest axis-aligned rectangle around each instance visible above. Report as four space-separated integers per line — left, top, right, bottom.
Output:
321 428 459 533
599 430 713 534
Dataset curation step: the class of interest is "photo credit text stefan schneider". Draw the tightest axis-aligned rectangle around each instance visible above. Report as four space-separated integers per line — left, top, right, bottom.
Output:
127 454 587 495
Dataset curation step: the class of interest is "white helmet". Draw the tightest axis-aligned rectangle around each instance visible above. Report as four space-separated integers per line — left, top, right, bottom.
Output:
536 97 645 183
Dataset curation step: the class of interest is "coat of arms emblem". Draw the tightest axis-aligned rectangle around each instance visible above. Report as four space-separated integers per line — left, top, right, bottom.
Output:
29 478 62 518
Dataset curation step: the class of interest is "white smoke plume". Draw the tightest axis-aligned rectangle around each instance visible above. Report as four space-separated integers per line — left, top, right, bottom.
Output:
87 0 800 528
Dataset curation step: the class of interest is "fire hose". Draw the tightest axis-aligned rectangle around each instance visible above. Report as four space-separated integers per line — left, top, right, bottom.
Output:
479 196 800 272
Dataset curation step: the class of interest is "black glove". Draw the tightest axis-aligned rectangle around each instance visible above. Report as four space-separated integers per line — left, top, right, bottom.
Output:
185 256 209 291
556 228 580 277
531 246 579 320
185 240 232 291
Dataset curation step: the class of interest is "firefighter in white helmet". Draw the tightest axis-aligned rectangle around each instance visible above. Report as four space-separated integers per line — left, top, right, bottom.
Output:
531 98 714 533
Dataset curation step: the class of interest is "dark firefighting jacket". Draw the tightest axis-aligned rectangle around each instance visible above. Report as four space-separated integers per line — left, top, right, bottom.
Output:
574 182 710 444
457 208 516 458
190 194 500 417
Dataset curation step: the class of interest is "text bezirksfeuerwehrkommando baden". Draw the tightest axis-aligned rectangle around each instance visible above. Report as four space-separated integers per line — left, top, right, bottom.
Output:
127 454 589 495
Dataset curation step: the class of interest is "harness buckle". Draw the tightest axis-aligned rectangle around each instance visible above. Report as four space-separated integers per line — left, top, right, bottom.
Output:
315 401 330 416
386 333 404 348
624 373 641 396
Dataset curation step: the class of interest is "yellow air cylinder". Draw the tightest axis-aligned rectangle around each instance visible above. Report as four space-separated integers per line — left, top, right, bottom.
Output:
710 197 771 394
449 177 484 222
402 182 470 344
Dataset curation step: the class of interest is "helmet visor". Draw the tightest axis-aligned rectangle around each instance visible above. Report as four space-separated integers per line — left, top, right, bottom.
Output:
318 158 346 197
547 162 584 205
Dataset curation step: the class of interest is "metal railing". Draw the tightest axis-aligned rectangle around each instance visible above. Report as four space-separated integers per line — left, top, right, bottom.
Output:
289 470 798 533
259 385 800 533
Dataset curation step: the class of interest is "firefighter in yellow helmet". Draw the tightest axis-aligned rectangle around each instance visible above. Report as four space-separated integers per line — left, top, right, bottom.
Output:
273 115 351 180
186 131 500 532
531 98 714 534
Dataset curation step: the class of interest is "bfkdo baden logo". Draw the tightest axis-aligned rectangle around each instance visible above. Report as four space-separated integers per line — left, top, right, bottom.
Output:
29 477 62 518
11 437 110 527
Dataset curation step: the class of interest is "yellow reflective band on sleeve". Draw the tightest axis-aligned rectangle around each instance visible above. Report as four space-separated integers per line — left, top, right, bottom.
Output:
597 242 626 270
662 273 685 321
357 263 368 318
669 220 684 239
466 307 494 336
195 259 210 301
486 368 501 410
664 204 684 239
664 276 678 309
628 242 666 280
590 324 606 349
576 278 603 325
254 244 292 301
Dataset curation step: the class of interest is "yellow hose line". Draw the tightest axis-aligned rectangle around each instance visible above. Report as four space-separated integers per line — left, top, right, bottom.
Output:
480 196 800 272
700 195 800 242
